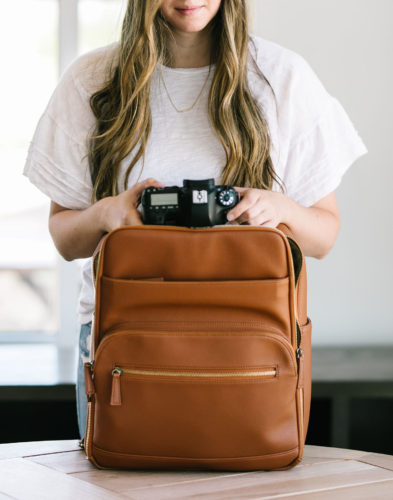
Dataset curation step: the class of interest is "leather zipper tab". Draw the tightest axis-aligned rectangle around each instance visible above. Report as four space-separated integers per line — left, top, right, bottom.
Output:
84 362 95 399
297 352 304 389
110 367 123 406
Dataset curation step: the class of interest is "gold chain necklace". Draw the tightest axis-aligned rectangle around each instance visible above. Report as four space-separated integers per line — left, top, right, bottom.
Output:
159 63 212 113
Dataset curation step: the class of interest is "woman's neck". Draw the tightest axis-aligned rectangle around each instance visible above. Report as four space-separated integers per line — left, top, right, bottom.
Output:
167 27 213 68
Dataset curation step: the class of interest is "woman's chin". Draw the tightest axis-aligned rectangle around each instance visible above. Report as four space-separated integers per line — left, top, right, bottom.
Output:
169 19 211 34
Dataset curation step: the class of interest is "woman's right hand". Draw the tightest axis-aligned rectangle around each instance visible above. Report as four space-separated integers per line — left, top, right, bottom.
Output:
100 177 164 232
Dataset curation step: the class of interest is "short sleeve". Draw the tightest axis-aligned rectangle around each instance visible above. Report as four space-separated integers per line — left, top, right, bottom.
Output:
23 55 96 210
276 53 368 207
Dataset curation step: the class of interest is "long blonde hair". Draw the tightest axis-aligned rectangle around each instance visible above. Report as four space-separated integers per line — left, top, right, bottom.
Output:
88 0 284 202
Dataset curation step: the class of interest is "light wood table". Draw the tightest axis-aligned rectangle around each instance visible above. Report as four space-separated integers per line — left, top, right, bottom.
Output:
1 441 393 499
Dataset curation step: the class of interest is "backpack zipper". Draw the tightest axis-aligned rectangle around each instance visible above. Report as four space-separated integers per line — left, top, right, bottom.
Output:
296 320 303 358
85 361 95 458
110 366 277 406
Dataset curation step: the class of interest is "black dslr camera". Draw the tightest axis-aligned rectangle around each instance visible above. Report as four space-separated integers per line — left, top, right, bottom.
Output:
141 178 240 227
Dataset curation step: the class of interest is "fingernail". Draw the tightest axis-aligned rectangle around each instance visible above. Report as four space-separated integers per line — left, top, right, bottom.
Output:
227 213 234 221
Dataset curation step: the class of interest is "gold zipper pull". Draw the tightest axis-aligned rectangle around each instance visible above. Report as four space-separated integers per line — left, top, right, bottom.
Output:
110 367 123 406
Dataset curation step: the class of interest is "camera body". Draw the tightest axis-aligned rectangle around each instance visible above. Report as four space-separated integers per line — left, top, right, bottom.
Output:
141 178 240 227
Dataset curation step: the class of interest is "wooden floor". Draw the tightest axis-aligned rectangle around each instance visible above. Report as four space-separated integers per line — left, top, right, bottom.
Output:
1 441 393 499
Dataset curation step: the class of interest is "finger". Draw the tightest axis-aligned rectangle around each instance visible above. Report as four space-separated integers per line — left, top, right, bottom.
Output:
132 178 165 200
144 177 165 187
136 177 165 192
250 210 276 227
233 208 261 225
236 205 271 226
246 205 266 221
260 219 276 228
242 208 266 226
258 208 279 228
226 192 259 221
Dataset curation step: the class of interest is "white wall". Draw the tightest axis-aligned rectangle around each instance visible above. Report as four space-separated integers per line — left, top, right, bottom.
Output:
250 0 393 345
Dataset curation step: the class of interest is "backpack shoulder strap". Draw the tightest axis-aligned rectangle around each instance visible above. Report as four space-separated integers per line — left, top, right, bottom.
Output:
277 224 308 327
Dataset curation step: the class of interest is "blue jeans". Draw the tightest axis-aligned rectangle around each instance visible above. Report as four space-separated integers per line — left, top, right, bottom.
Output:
76 321 92 440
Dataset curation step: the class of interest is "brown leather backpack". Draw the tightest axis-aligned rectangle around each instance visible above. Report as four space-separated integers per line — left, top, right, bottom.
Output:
83 224 312 470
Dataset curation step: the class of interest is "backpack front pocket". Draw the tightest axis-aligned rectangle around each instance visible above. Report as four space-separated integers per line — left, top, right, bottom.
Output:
97 277 294 346
109 365 278 406
87 329 299 469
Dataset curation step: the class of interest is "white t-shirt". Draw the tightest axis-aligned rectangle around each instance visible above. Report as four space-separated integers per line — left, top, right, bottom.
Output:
23 34 368 326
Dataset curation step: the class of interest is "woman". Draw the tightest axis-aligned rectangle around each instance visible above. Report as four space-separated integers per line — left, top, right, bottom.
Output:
23 0 367 439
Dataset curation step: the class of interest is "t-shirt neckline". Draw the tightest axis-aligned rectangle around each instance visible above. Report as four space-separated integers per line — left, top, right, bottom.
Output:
157 62 216 75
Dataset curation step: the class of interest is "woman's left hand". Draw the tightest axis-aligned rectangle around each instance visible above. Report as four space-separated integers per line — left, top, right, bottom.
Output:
226 188 289 228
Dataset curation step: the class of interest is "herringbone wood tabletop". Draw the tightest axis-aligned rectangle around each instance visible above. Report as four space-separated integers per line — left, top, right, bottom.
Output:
1 441 393 499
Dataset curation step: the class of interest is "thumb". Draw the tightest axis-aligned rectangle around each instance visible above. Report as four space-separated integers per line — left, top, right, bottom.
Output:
133 178 165 198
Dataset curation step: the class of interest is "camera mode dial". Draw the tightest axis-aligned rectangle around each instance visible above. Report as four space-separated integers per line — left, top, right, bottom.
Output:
217 188 236 207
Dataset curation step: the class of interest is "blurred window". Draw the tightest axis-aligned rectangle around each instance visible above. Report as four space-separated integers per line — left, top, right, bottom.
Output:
79 0 125 54
0 0 123 341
